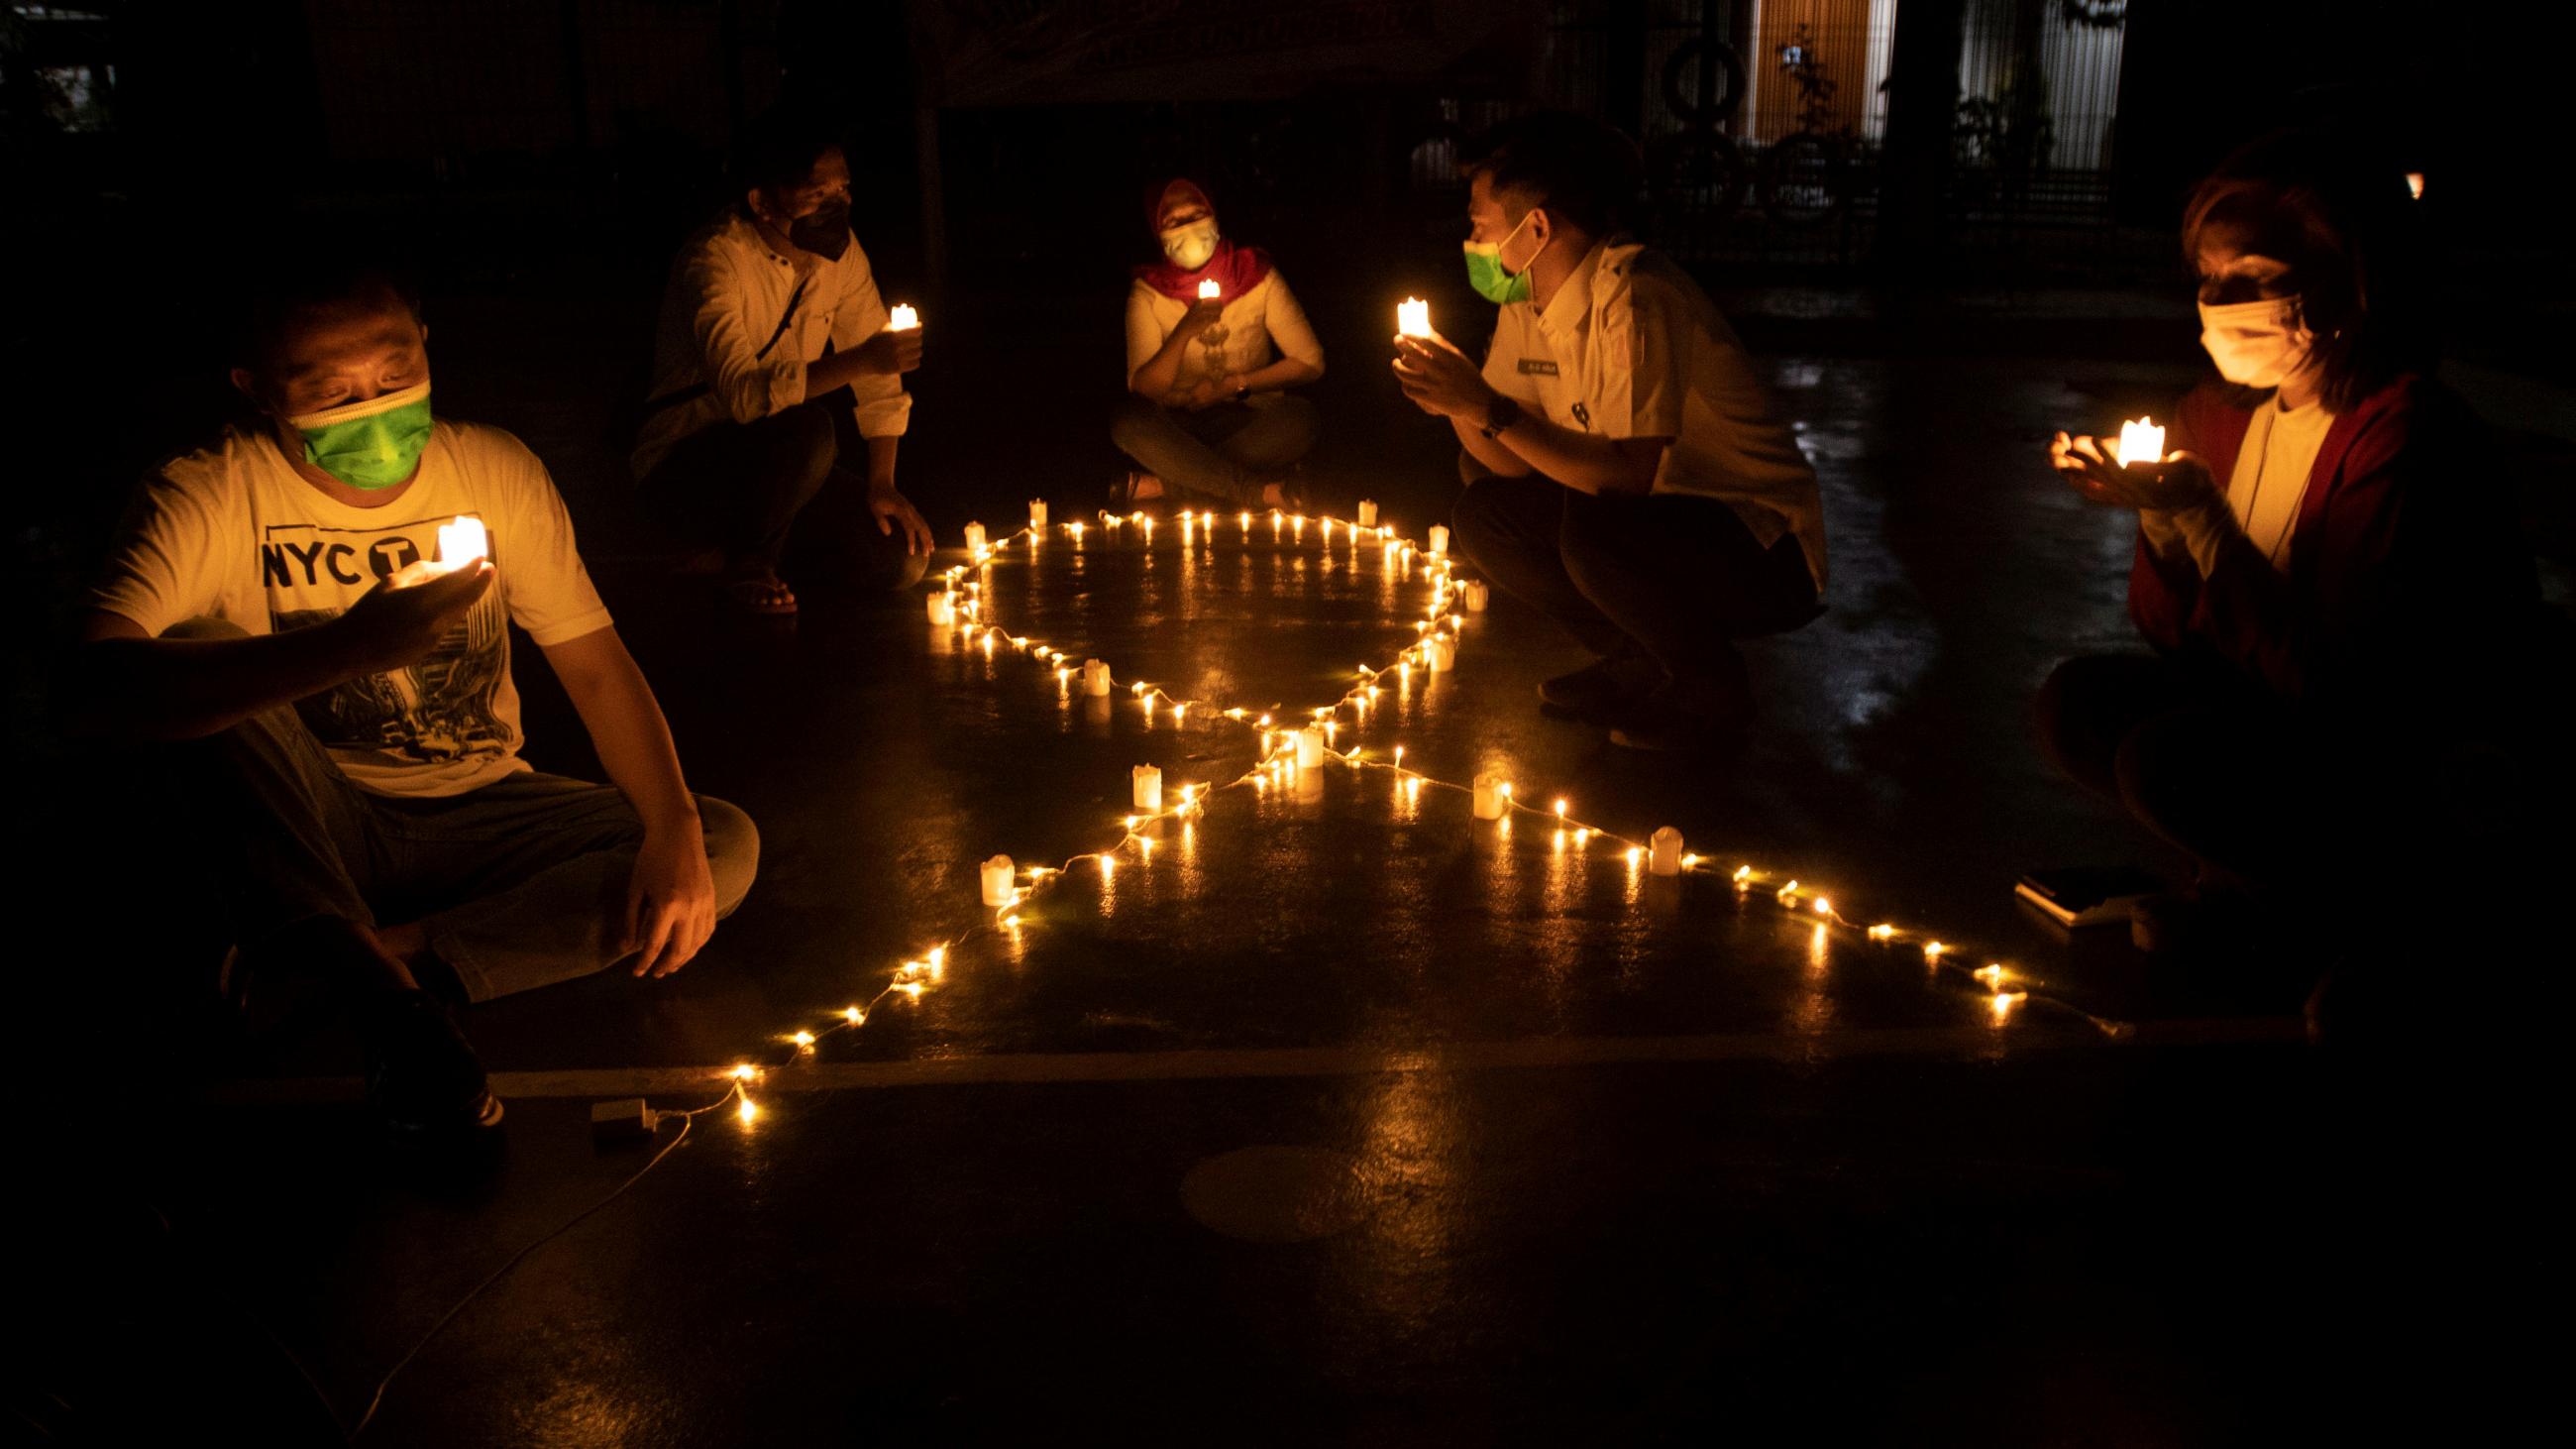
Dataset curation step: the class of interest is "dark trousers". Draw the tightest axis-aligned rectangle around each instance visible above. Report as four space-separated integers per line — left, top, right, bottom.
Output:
1450 465 1817 699
172 621 760 1002
1110 392 1319 508
2036 654 2350 895
640 398 925 591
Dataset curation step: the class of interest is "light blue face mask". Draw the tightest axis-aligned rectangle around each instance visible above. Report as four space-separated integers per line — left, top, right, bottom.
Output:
285 380 433 490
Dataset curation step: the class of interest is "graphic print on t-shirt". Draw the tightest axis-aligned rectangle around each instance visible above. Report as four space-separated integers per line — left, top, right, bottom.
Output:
261 513 511 768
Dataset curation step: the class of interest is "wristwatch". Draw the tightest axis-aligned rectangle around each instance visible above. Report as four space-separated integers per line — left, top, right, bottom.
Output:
1478 393 1523 440
1233 378 1252 402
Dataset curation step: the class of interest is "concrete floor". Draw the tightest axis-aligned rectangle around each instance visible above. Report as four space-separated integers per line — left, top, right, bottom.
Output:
17 279 2562 1443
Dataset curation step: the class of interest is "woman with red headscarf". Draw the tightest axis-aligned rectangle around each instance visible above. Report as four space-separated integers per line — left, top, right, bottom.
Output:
1110 178 1324 510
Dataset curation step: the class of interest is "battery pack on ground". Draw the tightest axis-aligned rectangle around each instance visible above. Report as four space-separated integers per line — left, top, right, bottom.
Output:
590 1097 657 1146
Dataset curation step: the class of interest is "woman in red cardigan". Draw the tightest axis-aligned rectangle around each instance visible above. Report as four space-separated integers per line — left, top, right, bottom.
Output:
2040 131 2548 954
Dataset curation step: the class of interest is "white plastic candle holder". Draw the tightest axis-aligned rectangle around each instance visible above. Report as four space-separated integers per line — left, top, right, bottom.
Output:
1649 827 1684 876
1132 764 1162 810
1472 772 1508 821
980 855 1017 907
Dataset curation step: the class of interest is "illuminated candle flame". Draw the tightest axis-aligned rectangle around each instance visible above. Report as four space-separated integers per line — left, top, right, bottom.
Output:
1198 279 1221 301
1397 296 1434 339
436 515 486 571
2114 416 2166 469
886 303 920 331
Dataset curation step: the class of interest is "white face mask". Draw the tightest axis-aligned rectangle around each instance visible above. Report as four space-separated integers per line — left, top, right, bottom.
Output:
1159 218 1219 271
2198 296 2309 390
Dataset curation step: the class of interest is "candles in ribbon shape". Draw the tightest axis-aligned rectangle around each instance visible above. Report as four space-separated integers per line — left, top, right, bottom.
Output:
886 303 920 331
963 521 987 553
1427 524 1449 558
2114 417 2166 469
1132 764 1162 810
980 854 1016 907
1356 500 1378 528
435 515 486 571
1295 725 1326 769
1397 296 1434 339
1648 826 1684 877
1424 634 1455 671
1472 772 1509 821
1081 659 1113 697
925 589 956 625
1029 499 1049 528
1197 279 1222 301
1460 579 1489 613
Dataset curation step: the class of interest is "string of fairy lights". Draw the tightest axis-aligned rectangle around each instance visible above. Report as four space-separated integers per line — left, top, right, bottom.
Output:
708 500 2132 1125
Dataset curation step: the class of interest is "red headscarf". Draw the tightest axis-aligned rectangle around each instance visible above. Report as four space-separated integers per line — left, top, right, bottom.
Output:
1131 177 1274 302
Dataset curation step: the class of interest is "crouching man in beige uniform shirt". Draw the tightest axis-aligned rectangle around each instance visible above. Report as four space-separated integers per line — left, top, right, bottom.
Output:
1395 113 1827 749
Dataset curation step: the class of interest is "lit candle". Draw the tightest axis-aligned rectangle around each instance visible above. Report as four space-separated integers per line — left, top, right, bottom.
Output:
1296 725 1326 769
980 855 1016 907
1424 635 1455 671
1132 764 1162 810
1081 659 1113 697
1029 499 1049 528
1197 279 1221 301
2114 416 2166 469
1472 772 1508 821
1427 524 1449 557
1460 580 1489 612
1648 826 1683 876
886 303 919 331
435 515 486 571
925 590 955 625
1397 296 1433 339
963 521 987 553
1355 500 1378 528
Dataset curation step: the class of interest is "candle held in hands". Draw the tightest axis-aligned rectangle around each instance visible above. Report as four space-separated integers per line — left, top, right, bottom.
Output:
2115 417 2166 469
887 303 919 331
436 515 486 571
1197 279 1221 301
1397 296 1433 338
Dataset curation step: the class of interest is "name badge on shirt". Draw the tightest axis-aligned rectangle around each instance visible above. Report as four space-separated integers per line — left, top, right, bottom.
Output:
1517 359 1560 377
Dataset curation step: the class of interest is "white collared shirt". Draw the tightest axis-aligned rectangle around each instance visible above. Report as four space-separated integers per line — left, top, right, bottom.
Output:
632 208 912 479
1481 239 1827 590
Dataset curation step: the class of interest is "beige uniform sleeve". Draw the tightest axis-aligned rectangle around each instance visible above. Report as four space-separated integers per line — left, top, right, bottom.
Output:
1260 273 1325 376
826 243 912 438
1605 276 1686 440
89 469 228 638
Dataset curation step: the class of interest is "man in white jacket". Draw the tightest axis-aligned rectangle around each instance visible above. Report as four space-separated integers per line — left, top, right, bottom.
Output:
635 110 931 616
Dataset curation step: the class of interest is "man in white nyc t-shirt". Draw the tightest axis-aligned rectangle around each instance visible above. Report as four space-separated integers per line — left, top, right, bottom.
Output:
74 265 758 1134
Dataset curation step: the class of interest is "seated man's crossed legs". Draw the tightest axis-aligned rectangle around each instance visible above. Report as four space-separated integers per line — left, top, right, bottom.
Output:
1110 391 1318 511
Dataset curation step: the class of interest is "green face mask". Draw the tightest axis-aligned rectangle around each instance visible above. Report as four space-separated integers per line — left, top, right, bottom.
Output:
1463 211 1543 305
285 380 434 490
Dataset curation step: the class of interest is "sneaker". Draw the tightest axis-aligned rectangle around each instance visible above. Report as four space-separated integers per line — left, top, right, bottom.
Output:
361 990 504 1135
1537 655 1661 721
1606 680 1755 751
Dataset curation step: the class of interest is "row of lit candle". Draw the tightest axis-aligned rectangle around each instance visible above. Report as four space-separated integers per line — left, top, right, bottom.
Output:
700 498 2132 1124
